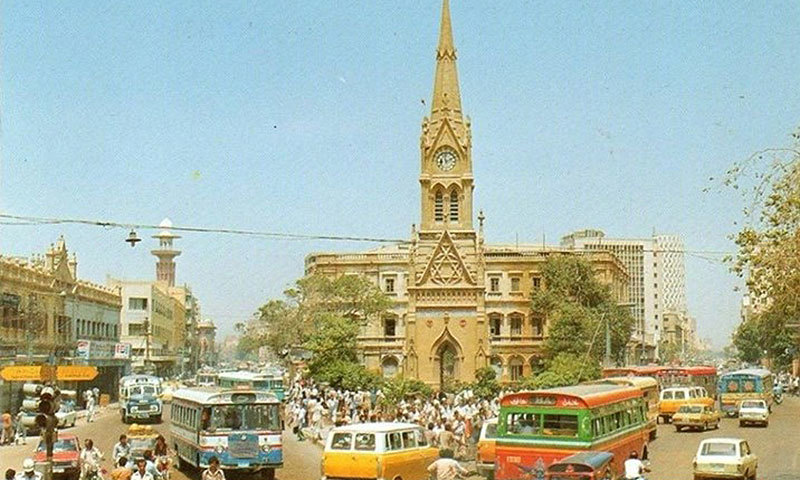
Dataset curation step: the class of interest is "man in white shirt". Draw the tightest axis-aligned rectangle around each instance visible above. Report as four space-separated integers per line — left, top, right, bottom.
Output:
624 451 649 480
131 459 153 480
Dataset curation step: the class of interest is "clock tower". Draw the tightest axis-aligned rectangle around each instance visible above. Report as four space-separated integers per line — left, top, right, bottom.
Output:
419 0 474 232
405 0 487 388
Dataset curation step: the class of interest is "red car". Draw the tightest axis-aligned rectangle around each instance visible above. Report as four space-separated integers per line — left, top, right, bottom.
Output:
34 433 81 480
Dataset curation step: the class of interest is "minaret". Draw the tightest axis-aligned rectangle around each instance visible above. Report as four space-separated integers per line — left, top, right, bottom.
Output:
420 0 474 232
151 218 181 287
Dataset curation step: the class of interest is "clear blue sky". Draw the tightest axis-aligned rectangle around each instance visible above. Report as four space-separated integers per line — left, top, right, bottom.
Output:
2 1 799 347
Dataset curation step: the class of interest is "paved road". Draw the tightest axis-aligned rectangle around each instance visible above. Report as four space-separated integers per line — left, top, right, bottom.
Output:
647 396 800 479
2 397 798 479
0 406 319 480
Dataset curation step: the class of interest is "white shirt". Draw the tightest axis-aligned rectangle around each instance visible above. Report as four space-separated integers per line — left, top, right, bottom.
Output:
624 458 645 479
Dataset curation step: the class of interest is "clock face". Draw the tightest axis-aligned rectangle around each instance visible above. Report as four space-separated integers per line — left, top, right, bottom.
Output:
435 149 457 171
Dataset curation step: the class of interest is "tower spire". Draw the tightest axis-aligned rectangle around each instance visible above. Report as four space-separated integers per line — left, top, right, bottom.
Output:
431 0 462 118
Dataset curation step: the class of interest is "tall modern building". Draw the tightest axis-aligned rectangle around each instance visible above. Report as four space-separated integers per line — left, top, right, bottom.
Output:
304 0 631 388
561 229 694 362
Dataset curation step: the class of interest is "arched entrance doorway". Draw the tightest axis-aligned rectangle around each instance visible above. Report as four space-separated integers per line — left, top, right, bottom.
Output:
437 342 459 388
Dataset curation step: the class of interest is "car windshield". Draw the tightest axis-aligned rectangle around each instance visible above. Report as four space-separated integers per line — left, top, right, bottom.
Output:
484 423 497 439
129 438 155 452
679 406 702 413
201 404 281 432
701 442 736 456
741 401 763 409
38 439 77 453
130 385 156 396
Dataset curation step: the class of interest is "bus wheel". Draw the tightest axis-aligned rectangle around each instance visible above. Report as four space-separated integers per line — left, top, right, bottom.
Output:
261 469 275 480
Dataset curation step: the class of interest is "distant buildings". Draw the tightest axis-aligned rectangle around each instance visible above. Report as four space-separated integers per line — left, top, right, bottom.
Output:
109 218 205 377
0 236 126 413
561 229 699 362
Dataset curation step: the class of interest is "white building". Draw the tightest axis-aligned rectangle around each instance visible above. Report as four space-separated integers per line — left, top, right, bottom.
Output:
561 229 693 362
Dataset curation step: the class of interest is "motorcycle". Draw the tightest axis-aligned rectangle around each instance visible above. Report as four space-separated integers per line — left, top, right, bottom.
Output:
774 391 783 404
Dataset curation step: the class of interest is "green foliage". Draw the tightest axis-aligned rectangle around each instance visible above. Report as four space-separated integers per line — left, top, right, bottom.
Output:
519 354 601 390
723 128 800 368
531 255 635 364
312 360 382 391
471 367 501 399
240 273 391 384
381 377 433 405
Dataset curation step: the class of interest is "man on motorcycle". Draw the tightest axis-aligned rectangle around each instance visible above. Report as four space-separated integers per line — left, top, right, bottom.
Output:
80 439 104 480
15 460 42 480
624 451 650 480
131 460 153 480
112 435 130 466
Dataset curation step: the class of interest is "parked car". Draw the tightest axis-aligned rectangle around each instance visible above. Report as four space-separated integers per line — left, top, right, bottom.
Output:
33 433 81 480
738 399 769 427
673 404 720 432
56 402 77 429
693 438 757 480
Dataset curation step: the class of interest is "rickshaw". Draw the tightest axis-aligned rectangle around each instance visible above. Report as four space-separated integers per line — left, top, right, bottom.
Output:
126 424 159 463
545 451 616 480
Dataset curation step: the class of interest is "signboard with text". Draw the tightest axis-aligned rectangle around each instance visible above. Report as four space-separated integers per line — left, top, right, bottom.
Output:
114 343 131 359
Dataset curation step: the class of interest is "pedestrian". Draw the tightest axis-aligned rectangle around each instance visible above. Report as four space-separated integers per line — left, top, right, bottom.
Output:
1 410 13 445
84 391 96 423
201 457 225 480
6 469 16 480
427 449 468 480
15 460 42 480
112 435 130 466
110 458 132 480
14 411 26 445
623 451 650 480
79 439 103 480
131 460 153 480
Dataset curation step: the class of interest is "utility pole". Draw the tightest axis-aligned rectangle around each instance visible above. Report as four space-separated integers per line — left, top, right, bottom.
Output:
144 317 151 369
604 315 612 367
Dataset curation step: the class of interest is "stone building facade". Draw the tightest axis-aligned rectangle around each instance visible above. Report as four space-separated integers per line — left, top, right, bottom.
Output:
304 0 629 388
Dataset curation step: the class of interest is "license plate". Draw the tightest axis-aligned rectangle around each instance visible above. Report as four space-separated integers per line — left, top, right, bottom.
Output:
137 413 149 418
710 464 725 471
53 468 65 473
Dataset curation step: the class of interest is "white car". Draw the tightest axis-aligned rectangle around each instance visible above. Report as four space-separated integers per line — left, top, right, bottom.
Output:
55 403 77 428
738 399 769 427
693 438 758 480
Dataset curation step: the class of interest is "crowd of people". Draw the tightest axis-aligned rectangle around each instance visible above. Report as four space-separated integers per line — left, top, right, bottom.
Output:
284 373 501 461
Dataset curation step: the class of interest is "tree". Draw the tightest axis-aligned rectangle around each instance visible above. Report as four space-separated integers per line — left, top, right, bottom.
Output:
239 274 391 388
723 128 800 369
531 255 635 365
471 367 501 399
520 353 601 390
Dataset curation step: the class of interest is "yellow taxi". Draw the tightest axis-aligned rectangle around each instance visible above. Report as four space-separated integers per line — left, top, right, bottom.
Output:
659 387 714 423
475 418 497 479
673 403 720 432
321 422 439 480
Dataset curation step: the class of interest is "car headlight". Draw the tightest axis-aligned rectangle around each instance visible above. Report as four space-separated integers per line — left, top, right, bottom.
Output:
261 444 271 453
215 445 225 454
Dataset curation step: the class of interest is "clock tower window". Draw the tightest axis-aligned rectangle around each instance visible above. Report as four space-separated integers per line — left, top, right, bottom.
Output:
449 191 459 222
434 191 444 222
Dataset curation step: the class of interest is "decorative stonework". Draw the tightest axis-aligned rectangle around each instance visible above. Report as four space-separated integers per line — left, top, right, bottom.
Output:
418 230 475 286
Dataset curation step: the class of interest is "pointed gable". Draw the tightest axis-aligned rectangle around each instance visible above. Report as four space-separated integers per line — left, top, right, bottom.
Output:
418 230 475 286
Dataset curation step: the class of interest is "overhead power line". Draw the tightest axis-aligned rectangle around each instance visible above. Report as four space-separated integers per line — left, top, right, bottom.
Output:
0 212 738 256
0 213 407 244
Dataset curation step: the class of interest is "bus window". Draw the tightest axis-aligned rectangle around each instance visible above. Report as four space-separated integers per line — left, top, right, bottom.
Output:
662 391 673 400
331 433 352 450
507 413 540 435
354 433 375 451
542 414 578 437
387 432 403 450
674 391 686 400
401 430 417 448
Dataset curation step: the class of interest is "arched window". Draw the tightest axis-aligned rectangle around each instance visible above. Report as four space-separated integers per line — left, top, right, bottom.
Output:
509 356 524 381
490 356 503 378
434 191 444 222
381 357 399 379
449 191 459 221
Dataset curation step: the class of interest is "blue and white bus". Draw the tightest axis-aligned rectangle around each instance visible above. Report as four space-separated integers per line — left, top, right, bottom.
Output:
217 371 285 401
170 388 283 480
119 375 163 424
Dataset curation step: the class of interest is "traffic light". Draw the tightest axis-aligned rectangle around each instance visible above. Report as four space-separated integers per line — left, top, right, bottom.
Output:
35 386 61 429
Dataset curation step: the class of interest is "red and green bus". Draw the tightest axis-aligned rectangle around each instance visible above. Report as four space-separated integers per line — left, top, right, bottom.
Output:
495 384 649 480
